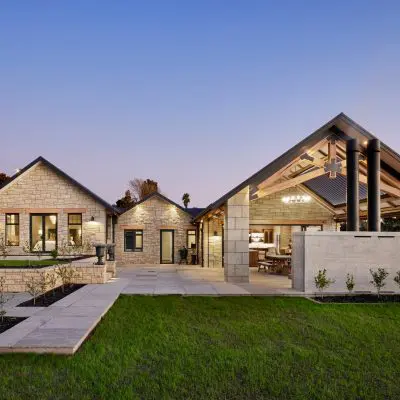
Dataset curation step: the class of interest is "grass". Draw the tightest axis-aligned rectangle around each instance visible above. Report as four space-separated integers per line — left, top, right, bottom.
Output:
0 259 66 267
1 296 400 399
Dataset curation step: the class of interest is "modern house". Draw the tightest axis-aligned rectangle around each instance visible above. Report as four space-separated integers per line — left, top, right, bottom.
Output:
1 113 399 289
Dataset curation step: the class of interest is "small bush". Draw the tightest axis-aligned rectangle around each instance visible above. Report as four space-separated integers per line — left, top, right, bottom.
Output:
314 269 335 297
55 265 78 292
394 271 400 288
346 273 355 293
369 268 389 297
25 271 42 305
50 249 58 260
47 272 58 296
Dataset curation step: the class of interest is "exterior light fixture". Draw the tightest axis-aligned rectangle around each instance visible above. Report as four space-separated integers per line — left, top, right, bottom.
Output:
90 216 95 222
15 168 21 173
213 231 218 237
282 195 311 204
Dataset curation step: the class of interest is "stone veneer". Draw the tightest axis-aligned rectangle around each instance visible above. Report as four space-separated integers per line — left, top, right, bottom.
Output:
116 195 195 265
250 185 336 230
0 161 109 255
0 259 115 292
224 186 250 283
202 216 223 268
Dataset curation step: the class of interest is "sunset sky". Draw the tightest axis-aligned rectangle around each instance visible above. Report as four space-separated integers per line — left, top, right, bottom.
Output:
1 1 400 207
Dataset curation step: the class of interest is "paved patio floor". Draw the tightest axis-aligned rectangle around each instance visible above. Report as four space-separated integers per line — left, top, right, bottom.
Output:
0 264 302 354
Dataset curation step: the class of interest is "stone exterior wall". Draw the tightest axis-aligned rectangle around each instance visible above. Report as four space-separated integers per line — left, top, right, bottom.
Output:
116 196 195 265
0 161 109 255
250 185 336 231
292 231 400 293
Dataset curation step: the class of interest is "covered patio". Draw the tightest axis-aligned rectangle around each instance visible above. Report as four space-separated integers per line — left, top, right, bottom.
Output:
194 113 400 287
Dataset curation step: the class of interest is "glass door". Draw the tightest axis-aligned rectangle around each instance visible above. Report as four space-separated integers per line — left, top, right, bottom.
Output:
30 214 57 252
160 230 174 264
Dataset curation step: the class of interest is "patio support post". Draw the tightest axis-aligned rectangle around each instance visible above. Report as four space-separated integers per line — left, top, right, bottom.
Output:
346 139 360 231
367 139 381 232
224 186 249 283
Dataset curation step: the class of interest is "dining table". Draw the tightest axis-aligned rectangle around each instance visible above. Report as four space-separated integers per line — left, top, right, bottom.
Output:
266 254 292 274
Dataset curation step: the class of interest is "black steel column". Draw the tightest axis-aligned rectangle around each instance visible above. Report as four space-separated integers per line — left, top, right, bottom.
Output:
346 139 360 231
367 139 381 231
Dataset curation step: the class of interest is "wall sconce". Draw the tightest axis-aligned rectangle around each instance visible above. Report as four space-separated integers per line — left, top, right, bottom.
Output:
90 216 95 221
213 231 218 237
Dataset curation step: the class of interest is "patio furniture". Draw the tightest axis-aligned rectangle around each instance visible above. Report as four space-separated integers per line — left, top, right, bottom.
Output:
266 254 291 275
257 261 272 272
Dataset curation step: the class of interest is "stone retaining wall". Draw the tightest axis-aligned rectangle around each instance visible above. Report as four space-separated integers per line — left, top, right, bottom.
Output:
0 260 116 292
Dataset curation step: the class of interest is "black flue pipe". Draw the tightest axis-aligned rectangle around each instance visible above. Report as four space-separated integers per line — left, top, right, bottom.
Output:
346 139 360 231
367 139 381 231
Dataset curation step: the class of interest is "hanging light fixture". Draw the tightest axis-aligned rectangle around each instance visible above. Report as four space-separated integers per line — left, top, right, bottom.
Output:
282 195 311 204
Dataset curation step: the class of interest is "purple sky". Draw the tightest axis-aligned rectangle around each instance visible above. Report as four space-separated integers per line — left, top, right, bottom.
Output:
1 1 400 208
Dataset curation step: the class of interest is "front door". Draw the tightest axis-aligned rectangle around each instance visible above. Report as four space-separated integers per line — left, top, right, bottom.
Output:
30 214 57 252
160 229 174 264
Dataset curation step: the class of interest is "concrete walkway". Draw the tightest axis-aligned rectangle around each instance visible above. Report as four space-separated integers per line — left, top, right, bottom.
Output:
0 264 302 354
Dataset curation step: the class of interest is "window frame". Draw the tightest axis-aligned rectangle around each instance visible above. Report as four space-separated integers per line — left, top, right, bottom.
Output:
68 213 83 246
124 229 143 252
187 229 197 250
5 213 20 246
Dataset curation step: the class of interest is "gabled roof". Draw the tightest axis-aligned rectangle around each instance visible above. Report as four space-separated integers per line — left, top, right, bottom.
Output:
119 191 193 216
194 112 400 220
0 156 117 213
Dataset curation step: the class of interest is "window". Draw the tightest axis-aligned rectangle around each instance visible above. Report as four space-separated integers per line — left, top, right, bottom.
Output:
30 214 57 252
124 230 143 252
68 214 82 246
187 229 196 250
6 214 19 246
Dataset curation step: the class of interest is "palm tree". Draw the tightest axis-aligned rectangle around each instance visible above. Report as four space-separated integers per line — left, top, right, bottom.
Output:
182 193 190 208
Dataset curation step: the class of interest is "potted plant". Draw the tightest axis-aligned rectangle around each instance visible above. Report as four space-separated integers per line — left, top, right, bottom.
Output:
178 246 188 264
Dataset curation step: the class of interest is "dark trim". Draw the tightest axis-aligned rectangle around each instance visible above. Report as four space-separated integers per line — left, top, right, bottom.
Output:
67 213 82 246
5 213 20 246
0 156 117 213
186 228 196 250
160 229 174 264
124 229 143 252
30 213 58 253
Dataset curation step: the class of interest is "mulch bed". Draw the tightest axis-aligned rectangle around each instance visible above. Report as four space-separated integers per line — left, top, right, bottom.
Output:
313 294 400 303
0 316 27 334
17 284 86 307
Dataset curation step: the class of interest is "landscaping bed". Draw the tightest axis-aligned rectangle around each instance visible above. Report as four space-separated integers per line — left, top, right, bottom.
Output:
17 284 86 307
313 293 400 303
0 316 27 334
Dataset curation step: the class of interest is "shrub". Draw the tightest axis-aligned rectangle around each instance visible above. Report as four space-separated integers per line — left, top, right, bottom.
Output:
55 265 78 292
394 271 400 288
314 269 335 297
47 272 58 296
25 271 42 305
0 233 9 260
50 249 58 260
346 273 355 294
369 268 389 297
0 276 10 322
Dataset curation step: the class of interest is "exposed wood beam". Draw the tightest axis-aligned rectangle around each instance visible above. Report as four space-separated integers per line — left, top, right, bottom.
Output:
357 174 400 197
257 138 328 190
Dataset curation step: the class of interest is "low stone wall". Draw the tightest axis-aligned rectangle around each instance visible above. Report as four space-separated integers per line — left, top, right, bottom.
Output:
0 258 116 292
292 231 400 293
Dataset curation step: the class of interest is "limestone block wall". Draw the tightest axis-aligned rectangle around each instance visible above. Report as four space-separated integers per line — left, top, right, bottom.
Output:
250 186 336 231
224 186 249 283
116 196 194 264
0 162 108 255
292 231 400 293
0 259 109 292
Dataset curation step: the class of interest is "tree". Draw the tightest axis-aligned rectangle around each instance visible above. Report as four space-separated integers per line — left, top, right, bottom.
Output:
115 190 135 208
182 193 190 208
129 178 159 202
0 173 10 186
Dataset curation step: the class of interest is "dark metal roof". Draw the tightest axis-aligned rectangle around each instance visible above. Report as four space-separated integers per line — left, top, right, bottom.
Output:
186 207 205 218
304 174 368 206
0 156 117 213
118 191 194 217
194 112 400 220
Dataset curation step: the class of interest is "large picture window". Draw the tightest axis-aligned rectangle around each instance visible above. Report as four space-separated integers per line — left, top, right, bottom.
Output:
124 230 143 252
68 214 82 246
30 214 57 252
5 214 19 246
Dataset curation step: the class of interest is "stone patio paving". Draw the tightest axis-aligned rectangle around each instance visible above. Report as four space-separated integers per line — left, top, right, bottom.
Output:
0 264 302 354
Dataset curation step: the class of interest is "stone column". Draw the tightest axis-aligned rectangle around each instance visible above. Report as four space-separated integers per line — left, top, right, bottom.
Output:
224 186 249 283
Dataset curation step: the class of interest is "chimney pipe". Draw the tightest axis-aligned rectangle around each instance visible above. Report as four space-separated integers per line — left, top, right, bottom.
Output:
367 139 381 231
346 139 360 231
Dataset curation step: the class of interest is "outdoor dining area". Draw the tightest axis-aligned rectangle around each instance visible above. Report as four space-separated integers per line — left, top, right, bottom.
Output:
249 247 292 276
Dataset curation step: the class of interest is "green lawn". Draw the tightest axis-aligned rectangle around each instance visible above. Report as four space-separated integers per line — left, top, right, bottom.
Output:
1 296 400 400
0 259 66 267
